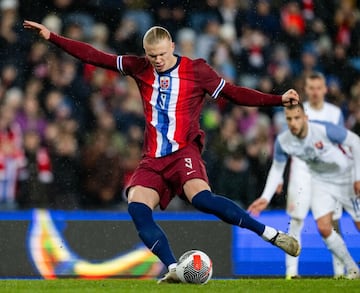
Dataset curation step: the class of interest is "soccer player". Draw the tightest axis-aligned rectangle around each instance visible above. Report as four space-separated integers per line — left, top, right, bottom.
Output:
24 20 300 283
278 72 346 278
248 103 360 279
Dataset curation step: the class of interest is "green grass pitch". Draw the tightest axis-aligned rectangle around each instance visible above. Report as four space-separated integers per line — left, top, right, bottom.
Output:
1 279 359 293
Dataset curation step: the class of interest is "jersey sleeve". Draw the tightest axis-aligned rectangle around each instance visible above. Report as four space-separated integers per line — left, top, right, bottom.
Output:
273 138 289 163
260 139 288 202
195 59 225 99
337 111 345 126
261 160 287 202
196 59 283 106
117 55 150 76
49 33 118 70
319 120 360 181
314 121 347 143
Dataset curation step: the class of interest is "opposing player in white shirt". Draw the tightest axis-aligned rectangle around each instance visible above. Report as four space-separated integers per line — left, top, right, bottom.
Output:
248 103 360 279
271 72 345 278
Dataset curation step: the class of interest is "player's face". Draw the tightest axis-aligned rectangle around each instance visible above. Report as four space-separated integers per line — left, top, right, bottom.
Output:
285 107 308 138
304 77 327 107
144 38 177 72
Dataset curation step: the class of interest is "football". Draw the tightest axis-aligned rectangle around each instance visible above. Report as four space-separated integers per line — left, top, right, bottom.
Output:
176 250 213 284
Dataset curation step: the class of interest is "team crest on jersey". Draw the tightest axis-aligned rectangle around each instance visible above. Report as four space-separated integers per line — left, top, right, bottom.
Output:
160 76 170 90
314 141 324 149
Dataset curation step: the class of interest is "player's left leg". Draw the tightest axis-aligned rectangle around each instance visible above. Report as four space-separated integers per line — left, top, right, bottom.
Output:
285 218 304 279
332 204 345 278
185 181 300 257
317 213 359 279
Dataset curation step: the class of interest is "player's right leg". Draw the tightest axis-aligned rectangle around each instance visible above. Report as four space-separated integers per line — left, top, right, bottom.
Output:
285 158 311 279
127 185 180 284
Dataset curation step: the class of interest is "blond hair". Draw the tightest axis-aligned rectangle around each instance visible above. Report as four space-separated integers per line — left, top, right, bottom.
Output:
143 26 172 46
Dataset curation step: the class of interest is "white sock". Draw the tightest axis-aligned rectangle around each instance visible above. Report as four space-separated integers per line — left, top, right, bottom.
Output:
168 263 177 271
323 230 357 271
261 226 278 241
286 218 303 276
332 254 345 276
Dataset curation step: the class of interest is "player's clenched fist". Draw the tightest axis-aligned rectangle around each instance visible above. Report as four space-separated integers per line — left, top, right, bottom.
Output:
23 20 51 40
282 89 300 107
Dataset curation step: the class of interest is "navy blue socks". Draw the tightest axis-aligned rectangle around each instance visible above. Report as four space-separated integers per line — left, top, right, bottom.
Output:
128 191 266 267
128 202 177 267
191 190 265 236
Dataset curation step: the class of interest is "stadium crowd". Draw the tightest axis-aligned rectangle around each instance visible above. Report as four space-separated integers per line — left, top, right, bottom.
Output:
1 0 360 210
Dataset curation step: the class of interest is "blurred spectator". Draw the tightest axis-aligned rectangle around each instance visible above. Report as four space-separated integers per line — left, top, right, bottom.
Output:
0 0 26 69
175 28 198 59
18 0 48 22
333 0 360 56
237 28 270 88
326 76 347 113
121 0 154 36
205 114 243 187
0 104 24 209
111 17 144 55
3 87 23 112
17 130 53 209
279 0 306 62
267 44 294 93
187 0 223 34
195 18 221 62
347 78 360 135
15 94 48 141
81 111 126 208
121 139 142 196
217 0 249 37
0 63 21 97
209 38 237 84
243 113 277 207
246 0 281 40
42 13 63 35
293 44 321 77
86 0 122 33
50 123 81 209
214 143 255 208
149 0 189 36
323 43 360 94
46 57 91 131
23 40 50 81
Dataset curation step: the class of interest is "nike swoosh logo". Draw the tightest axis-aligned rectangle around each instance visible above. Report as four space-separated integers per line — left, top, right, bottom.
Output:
186 170 196 175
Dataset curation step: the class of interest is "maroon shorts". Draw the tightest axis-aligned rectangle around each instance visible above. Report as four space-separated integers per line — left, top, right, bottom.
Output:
126 142 209 210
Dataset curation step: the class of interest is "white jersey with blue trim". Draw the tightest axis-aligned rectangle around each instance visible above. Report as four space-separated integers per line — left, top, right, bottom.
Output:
304 101 344 125
275 121 359 184
260 121 360 202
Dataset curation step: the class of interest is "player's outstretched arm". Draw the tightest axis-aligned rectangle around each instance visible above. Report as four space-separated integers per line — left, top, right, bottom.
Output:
23 20 50 39
247 198 269 217
23 20 118 70
220 83 300 107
